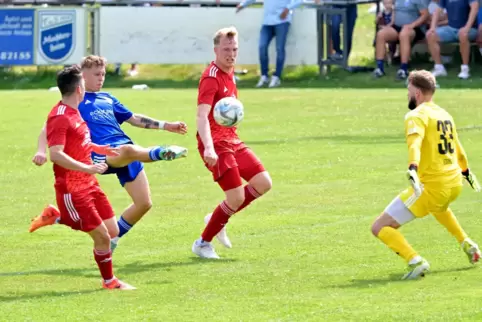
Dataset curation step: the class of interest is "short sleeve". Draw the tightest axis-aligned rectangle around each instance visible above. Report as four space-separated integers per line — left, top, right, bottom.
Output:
197 77 219 106
112 95 133 124
47 116 70 147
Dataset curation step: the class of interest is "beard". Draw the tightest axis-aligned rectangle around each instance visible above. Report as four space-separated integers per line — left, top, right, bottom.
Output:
408 97 417 110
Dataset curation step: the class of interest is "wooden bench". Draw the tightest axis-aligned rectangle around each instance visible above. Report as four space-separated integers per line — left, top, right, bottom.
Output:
412 39 479 63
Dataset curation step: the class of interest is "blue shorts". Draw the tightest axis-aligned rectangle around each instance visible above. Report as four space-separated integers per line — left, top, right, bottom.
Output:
104 160 144 187
91 142 144 187
436 25 478 43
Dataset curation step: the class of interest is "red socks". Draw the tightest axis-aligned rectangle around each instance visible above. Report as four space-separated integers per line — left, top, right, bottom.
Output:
94 249 114 281
201 185 262 242
201 201 235 242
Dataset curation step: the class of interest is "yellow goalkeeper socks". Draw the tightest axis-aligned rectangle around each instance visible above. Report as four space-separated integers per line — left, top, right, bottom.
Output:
433 209 468 243
378 227 418 262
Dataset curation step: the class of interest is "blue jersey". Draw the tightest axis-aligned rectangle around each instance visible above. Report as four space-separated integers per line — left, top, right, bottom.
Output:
79 92 133 146
440 0 478 28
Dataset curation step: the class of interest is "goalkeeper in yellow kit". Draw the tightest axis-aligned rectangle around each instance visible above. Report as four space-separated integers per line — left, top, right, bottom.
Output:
371 70 481 280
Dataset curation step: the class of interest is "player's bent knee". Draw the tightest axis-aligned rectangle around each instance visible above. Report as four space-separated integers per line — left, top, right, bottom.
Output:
120 144 136 159
89 225 111 249
227 195 245 210
249 171 272 195
107 223 119 238
371 217 384 237
371 212 400 236
225 189 245 211
135 198 153 214
258 174 273 194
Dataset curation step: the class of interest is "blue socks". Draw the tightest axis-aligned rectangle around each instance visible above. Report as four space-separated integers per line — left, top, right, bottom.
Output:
148 146 164 161
117 216 133 238
376 60 384 73
400 63 408 73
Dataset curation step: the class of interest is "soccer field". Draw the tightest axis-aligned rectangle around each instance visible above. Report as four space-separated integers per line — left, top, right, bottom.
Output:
2 88 482 321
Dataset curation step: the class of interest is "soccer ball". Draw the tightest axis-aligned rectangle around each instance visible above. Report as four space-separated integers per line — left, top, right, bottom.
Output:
213 97 244 127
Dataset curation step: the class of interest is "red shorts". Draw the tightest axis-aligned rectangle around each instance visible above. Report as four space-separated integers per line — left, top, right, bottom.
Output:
55 184 115 232
198 141 266 191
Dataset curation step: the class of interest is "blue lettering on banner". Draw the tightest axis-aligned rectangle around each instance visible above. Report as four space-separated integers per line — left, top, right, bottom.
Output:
38 10 76 63
0 9 35 65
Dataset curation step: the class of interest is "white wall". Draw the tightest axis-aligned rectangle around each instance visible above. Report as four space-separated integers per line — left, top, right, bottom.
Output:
98 7 318 65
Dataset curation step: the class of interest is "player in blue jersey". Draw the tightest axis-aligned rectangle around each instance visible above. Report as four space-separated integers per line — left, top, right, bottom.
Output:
31 55 188 251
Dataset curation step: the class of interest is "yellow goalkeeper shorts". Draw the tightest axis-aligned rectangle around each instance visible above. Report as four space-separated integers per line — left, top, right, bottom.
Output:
399 185 463 218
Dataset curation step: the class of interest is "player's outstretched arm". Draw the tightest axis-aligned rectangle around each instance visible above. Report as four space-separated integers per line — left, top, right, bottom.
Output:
32 122 48 166
49 145 108 175
125 114 187 135
197 104 218 167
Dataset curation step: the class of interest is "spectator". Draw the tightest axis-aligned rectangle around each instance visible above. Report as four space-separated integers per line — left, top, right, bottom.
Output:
330 3 358 62
373 0 429 80
428 0 453 64
427 0 479 79
236 0 305 88
374 0 397 63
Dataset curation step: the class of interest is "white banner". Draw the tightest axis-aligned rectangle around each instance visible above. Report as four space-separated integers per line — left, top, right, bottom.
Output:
98 7 318 65
36 8 87 65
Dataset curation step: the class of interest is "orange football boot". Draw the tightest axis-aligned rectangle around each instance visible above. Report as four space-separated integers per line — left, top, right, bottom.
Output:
102 278 136 290
29 204 60 233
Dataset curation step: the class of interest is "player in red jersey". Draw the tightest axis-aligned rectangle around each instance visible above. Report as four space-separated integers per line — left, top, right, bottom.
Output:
192 26 272 259
32 65 135 290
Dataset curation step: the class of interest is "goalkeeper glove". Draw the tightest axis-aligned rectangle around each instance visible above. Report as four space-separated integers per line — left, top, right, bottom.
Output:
462 169 481 192
407 164 422 197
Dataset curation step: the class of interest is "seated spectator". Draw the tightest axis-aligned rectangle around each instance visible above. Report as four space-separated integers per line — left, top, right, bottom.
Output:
428 0 454 64
374 0 397 63
427 0 479 79
373 0 430 80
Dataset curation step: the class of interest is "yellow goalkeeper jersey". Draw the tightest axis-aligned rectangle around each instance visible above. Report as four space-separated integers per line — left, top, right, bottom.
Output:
404 101 466 188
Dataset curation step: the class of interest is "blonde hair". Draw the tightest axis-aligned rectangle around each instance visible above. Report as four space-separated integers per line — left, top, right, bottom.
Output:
80 55 107 69
408 70 437 94
213 26 238 46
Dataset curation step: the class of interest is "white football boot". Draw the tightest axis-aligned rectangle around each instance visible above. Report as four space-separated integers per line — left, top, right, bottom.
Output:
192 239 220 259
462 238 481 264
402 258 430 280
205 213 232 248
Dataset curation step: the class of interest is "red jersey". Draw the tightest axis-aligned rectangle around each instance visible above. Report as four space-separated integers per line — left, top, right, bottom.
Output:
46 101 97 193
197 62 241 145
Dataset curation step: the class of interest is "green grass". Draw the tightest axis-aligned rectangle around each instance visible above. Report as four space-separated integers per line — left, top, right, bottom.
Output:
1 87 482 321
